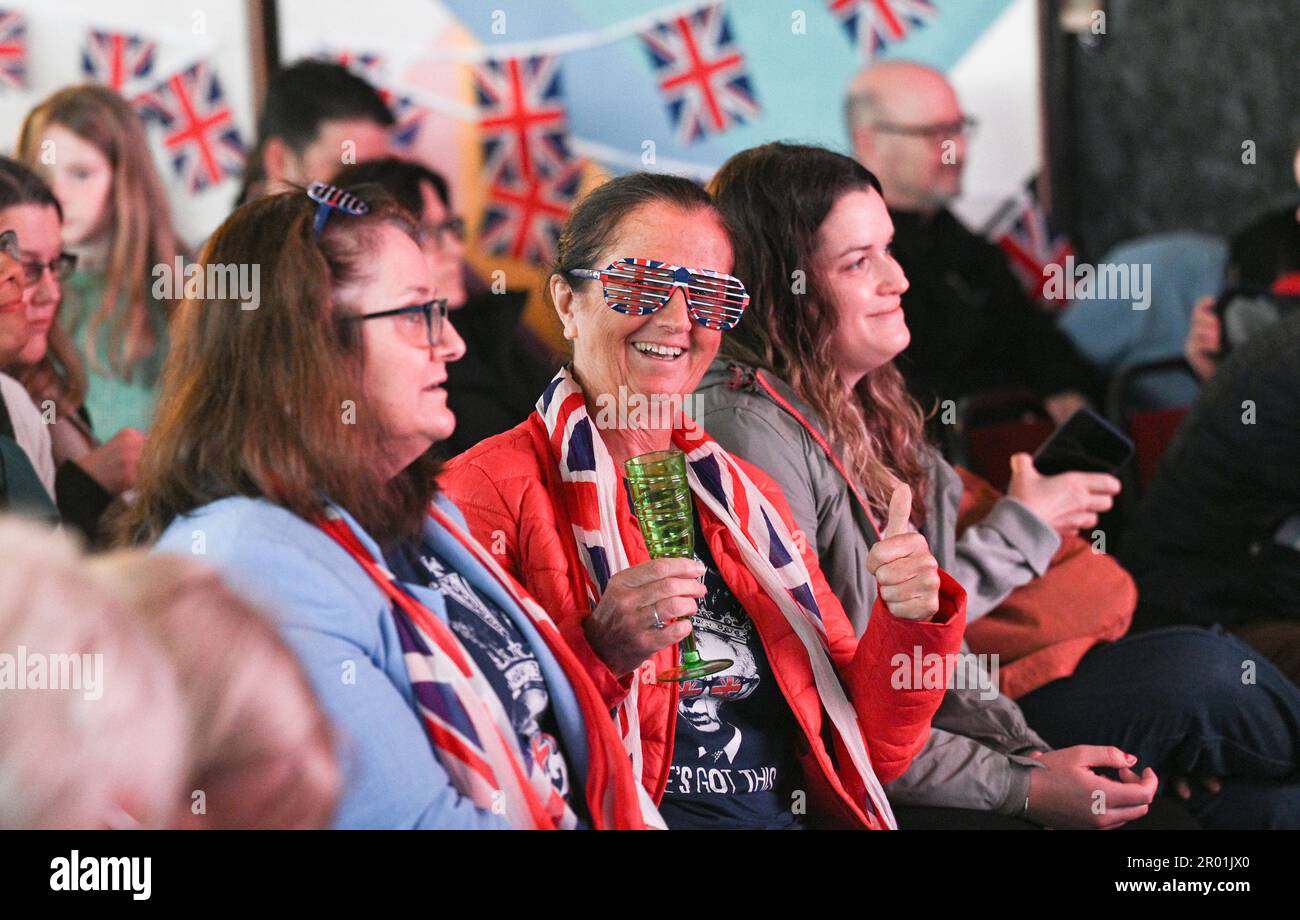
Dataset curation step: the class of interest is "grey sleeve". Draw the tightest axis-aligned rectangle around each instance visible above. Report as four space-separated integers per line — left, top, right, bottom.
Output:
887 728 1041 816
949 495 1062 622
886 667 1050 815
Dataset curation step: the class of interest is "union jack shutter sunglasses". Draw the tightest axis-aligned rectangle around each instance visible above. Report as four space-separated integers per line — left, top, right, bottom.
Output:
567 258 750 331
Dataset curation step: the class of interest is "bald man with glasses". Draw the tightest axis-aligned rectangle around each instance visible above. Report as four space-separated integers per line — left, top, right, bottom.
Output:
845 61 1100 431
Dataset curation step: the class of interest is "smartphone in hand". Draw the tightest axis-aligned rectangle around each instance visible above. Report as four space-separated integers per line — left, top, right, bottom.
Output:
1033 407 1135 477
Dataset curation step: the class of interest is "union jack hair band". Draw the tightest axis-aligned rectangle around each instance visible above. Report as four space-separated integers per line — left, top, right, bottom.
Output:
307 181 369 237
567 257 749 331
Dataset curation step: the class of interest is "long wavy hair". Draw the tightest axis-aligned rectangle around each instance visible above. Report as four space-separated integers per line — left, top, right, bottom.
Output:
711 142 930 524
18 84 184 381
117 184 440 546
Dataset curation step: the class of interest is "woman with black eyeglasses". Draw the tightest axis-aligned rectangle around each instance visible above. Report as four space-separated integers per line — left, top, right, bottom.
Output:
332 157 559 457
442 172 967 829
0 156 145 542
120 183 661 829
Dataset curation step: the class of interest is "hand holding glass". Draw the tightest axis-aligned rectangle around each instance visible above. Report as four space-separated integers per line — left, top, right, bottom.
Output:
623 449 733 682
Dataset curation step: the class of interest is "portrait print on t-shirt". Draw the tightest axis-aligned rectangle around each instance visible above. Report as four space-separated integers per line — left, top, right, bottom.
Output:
417 549 571 799
659 546 803 829
678 608 759 764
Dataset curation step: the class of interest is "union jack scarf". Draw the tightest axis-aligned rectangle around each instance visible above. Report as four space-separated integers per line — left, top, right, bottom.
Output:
317 502 662 829
536 367 898 828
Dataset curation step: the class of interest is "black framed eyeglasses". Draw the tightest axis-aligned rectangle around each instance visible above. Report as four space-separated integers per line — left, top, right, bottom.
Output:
341 298 450 348
0 229 76 287
873 116 978 142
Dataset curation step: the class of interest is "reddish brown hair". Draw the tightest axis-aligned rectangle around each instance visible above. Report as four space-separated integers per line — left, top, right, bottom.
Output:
117 184 437 545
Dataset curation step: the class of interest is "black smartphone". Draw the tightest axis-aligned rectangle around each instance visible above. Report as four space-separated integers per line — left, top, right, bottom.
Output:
1033 407 1134 476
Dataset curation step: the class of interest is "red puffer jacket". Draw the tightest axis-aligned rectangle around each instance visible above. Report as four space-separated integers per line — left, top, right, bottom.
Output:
442 416 967 828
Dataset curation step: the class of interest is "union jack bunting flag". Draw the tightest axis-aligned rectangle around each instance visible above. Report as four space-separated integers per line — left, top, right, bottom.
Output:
473 55 572 182
136 61 246 194
0 9 27 90
827 0 938 62
81 29 156 92
984 176 1076 307
638 4 759 145
321 50 425 149
328 48 385 83
479 157 582 265
378 89 426 149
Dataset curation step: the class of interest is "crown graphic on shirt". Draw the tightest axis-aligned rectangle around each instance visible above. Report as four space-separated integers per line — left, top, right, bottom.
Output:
486 638 533 673
691 605 749 642
505 658 544 693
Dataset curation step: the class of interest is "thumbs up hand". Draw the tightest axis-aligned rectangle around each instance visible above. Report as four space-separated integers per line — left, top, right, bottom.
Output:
866 484 942 621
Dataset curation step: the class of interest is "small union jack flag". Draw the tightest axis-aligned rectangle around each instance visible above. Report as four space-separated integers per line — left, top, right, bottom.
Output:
137 61 246 194
0 9 27 90
479 157 582 265
984 177 1077 307
473 55 572 182
827 0 938 62
638 4 759 145
378 89 425 149
81 29 156 92
318 50 425 150
329 48 385 83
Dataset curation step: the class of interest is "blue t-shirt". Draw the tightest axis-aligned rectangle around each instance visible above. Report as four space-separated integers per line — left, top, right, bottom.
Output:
386 540 576 810
654 521 805 830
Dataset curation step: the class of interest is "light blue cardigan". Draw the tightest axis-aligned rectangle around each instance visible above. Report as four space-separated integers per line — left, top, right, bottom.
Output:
154 492 592 829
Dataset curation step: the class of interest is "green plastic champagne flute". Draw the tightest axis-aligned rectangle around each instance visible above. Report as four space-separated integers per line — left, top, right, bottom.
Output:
623 448 733 682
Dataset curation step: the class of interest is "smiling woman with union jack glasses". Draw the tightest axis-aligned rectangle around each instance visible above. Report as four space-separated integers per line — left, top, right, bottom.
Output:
443 171 967 830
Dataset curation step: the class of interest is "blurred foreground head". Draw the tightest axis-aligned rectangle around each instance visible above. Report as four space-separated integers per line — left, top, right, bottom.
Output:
0 517 187 828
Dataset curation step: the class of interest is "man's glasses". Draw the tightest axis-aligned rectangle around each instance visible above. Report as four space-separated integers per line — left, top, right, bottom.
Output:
0 228 76 287
341 298 449 349
566 258 750 332
873 116 978 142
421 215 465 249
308 181 368 237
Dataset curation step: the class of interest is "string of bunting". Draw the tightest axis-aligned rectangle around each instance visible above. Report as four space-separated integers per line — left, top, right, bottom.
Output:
0 1 949 263
417 0 772 266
